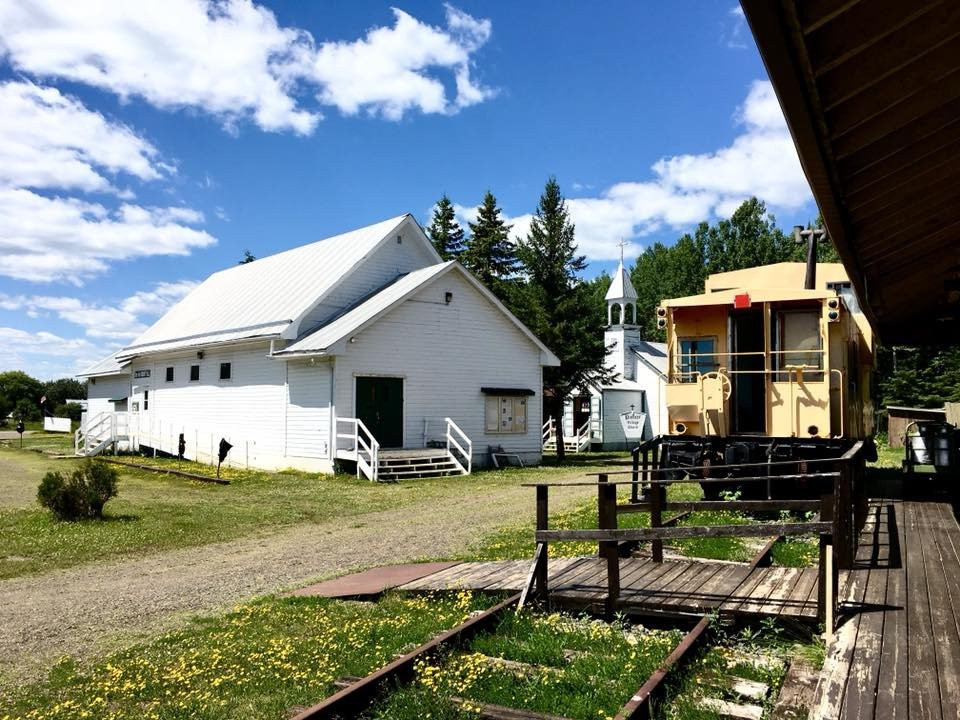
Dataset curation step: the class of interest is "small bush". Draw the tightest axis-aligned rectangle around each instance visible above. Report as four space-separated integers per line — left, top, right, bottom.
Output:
37 460 119 520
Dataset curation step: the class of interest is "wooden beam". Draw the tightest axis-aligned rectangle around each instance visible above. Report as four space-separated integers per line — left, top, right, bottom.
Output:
796 0 865 35
805 0 939 76
818 6 960 111
617 500 821 514
537 523 831 543
845 129 960 205
450 697 574 720
739 0 875 331
825 42 960 139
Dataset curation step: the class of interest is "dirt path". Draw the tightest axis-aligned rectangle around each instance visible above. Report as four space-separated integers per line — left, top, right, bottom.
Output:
0 478 594 685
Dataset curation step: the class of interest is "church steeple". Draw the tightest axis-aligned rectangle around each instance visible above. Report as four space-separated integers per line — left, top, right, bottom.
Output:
605 257 637 326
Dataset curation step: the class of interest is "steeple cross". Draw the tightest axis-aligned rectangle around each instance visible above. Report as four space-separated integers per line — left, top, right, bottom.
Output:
617 238 628 263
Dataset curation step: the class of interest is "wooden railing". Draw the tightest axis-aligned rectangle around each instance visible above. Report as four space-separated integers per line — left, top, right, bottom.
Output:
520 440 869 636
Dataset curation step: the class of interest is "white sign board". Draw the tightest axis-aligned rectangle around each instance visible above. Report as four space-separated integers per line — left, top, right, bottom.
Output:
618 411 647 440
44 416 71 433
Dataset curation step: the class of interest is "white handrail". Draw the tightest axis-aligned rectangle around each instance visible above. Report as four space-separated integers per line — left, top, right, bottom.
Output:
542 417 555 445
576 419 591 451
354 417 380 482
444 417 472 475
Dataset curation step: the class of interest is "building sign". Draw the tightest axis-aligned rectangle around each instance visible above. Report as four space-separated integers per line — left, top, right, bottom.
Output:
618 411 647 440
134 369 151 379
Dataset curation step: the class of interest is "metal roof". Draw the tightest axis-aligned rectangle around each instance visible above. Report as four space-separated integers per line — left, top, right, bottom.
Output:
741 0 960 343
121 214 422 357
605 260 638 301
276 261 561 365
77 352 130 378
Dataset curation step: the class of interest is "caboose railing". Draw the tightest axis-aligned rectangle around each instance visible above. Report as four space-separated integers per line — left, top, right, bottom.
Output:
669 347 828 383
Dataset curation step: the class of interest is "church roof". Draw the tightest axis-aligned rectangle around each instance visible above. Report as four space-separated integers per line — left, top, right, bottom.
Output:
605 260 637 301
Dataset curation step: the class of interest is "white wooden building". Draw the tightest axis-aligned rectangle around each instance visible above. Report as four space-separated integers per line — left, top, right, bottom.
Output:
544 260 667 452
77 214 559 478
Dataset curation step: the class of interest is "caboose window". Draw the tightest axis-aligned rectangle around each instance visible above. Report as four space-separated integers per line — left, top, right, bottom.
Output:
776 311 823 380
678 338 717 382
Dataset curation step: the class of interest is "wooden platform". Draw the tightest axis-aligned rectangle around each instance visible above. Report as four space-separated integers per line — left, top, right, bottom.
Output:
400 556 820 620
811 496 960 719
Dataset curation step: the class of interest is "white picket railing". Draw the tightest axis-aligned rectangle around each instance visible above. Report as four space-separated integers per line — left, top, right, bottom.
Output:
445 417 472 475
334 417 380 481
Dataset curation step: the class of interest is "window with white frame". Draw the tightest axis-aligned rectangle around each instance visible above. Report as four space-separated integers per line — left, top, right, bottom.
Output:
485 395 527 434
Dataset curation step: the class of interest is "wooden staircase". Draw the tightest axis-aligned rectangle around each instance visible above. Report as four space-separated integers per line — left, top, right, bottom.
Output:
542 417 591 453
376 450 466 481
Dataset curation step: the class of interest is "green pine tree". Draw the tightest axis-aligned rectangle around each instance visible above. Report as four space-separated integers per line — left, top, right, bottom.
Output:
426 195 466 260
461 191 518 294
519 177 613 461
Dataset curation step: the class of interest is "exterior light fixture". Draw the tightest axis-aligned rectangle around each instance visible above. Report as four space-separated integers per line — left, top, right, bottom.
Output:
445 291 453 304
197 351 204 359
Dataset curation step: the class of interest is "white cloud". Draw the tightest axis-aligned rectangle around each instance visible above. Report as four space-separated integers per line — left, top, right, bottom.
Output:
0 188 215 283
0 79 217 282
0 1 495 133
723 5 749 49
0 281 198 377
453 81 811 262
1 280 197 341
0 81 166 193
0 326 104 379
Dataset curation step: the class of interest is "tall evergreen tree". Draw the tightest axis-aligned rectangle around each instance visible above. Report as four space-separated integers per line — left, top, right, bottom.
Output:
461 191 518 295
426 194 465 260
519 177 613 461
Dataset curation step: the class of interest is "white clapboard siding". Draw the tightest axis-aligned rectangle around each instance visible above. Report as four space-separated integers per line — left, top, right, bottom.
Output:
294 231 438 337
601 389 646 447
129 341 288 467
334 270 544 465
86 374 130 417
285 360 332 458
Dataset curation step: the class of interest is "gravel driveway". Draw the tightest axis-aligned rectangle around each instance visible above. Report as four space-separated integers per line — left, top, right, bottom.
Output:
0 477 594 685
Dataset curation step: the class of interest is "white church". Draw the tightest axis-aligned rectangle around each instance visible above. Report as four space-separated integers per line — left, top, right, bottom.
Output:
544 259 667 452
78 214 560 480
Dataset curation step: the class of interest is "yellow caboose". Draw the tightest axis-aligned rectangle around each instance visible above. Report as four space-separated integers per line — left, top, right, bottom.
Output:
655 262 875 489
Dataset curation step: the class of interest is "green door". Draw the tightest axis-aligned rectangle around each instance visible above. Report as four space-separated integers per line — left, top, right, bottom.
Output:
355 377 404 448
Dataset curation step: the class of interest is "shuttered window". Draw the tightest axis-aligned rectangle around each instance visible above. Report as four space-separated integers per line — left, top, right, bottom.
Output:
485 396 527 434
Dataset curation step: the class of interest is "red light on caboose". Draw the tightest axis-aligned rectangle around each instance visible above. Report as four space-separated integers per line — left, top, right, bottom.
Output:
733 293 751 309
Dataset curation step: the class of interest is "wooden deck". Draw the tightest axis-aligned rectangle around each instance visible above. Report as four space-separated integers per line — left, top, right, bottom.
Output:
400 556 820 620
812 495 960 719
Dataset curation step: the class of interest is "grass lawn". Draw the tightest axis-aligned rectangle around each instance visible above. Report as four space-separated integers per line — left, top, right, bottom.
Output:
372 611 683 720
0 448 627 580
0 430 75 455
0 591 495 720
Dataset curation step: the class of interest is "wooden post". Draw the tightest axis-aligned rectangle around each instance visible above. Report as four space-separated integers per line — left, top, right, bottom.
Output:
818 534 836 641
631 447 641 503
536 485 549 605
650 478 664 563
834 461 853 570
598 474 620 617
853 457 868 535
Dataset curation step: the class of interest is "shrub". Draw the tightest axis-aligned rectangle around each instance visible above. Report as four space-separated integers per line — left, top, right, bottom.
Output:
37 460 119 520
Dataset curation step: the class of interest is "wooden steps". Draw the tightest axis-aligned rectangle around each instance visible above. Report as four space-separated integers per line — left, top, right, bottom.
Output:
376 451 467 480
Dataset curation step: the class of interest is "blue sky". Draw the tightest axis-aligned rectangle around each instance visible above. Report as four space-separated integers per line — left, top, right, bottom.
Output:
0 1 816 378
